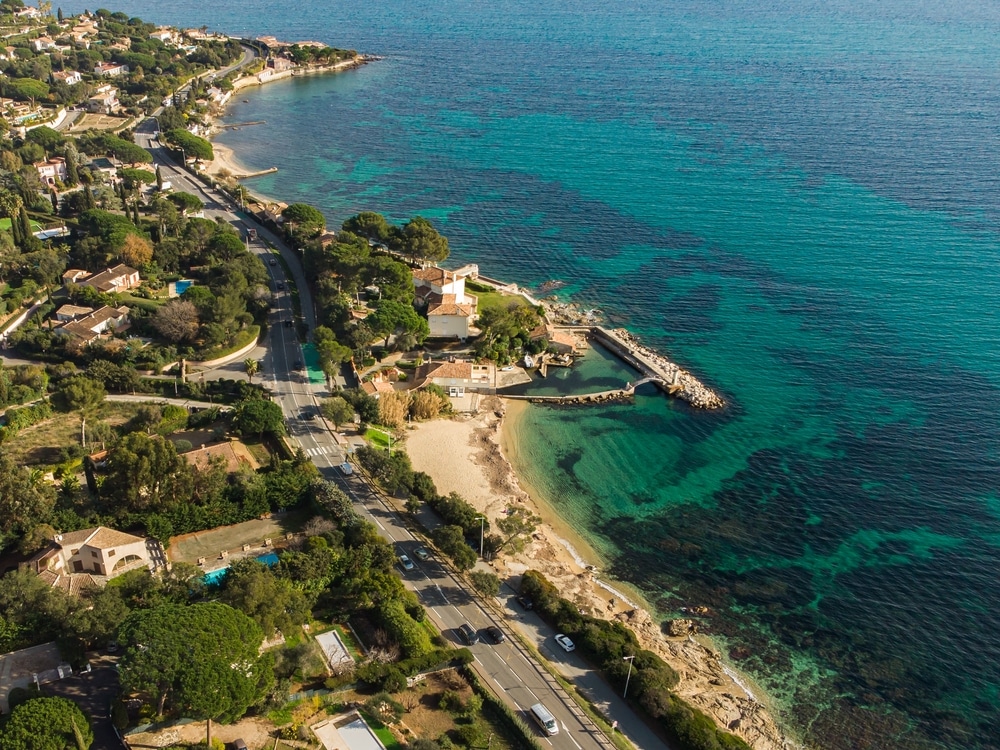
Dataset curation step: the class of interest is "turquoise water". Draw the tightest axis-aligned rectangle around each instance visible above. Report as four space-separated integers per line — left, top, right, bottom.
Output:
201 551 279 586
59 1 1000 747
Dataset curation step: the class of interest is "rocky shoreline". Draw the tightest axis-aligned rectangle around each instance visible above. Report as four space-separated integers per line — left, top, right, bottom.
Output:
406 401 794 750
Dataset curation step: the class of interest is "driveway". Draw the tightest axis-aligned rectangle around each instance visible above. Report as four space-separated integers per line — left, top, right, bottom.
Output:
44 653 125 750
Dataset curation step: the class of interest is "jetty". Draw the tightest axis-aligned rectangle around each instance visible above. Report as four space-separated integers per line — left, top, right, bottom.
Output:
589 327 725 409
220 120 266 130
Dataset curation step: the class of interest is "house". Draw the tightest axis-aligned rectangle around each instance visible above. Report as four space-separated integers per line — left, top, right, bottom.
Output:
53 305 130 345
94 61 128 77
360 369 400 399
13 6 41 18
267 56 294 72
34 156 67 186
87 156 119 180
413 264 480 338
149 27 174 42
32 36 57 51
51 69 82 86
86 84 119 113
180 440 261 474
62 268 90 285
24 527 153 593
54 304 94 322
67 264 140 293
411 359 496 397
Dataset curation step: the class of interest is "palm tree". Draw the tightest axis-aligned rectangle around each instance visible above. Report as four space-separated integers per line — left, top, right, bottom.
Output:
243 358 259 383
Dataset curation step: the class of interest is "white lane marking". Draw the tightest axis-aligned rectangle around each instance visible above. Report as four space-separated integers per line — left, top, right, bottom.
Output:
492 676 507 692
525 687 539 701
561 724 582 749
374 519 385 531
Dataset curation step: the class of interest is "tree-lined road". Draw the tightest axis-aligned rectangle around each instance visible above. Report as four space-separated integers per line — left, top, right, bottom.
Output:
133 123 660 750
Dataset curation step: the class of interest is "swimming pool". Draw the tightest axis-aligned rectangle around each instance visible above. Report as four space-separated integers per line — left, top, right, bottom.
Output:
201 551 280 586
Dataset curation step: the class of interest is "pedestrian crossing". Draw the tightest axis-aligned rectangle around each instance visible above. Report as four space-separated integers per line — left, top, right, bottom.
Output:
303 445 333 457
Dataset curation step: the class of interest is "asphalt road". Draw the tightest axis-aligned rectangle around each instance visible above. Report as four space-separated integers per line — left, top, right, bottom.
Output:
129 122 662 750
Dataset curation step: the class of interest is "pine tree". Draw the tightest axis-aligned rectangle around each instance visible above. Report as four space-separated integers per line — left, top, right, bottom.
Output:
57 7 64 23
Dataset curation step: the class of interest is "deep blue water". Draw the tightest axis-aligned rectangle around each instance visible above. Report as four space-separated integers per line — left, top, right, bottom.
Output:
62 1 1000 747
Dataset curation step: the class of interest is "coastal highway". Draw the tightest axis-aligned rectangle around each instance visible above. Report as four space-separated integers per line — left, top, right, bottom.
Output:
133 124 657 750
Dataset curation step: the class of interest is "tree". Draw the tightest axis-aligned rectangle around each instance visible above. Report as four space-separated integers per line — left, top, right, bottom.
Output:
152 299 200 344
233 398 284 438
368 299 429 349
52 375 105 412
313 325 352 380
321 396 354 429
221 558 310 636
495 510 541 554
400 216 449 263
0 696 93 750
166 191 203 215
243 358 259 383
120 233 153 268
281 203 325 232
164 128 213 162
431 525 477 571
342 211 390 241
103 433 192 513
469 571 501 597
0 454 56 550
117 603 274 741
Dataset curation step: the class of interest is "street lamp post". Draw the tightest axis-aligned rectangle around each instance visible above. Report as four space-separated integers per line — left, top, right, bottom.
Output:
476 515 486 558
623 655 636 699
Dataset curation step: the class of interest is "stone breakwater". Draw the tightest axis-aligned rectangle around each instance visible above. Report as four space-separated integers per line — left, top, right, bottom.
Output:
592 327 726 410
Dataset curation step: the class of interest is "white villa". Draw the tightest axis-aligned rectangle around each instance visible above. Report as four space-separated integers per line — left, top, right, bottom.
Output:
24 527 154 594
413 264 479 339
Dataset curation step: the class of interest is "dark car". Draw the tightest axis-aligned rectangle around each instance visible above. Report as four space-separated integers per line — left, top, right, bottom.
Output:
516 596 533 610
284 320 294 328
269 258 277 266
230 741 248 750
300 410 316 420
276 281 285 290
458 623 477 646
485 626 506 644
293 360 304 370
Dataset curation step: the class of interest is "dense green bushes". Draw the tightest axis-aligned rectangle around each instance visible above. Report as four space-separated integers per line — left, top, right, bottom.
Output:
520 571 751 750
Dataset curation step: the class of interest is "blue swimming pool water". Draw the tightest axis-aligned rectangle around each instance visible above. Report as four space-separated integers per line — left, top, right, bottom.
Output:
201 552 280 586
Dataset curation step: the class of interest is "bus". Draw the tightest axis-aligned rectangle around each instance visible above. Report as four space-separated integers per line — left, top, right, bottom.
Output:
530 703 559 736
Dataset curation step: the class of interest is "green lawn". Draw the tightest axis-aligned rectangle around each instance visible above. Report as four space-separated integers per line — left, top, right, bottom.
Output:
468 286 533 316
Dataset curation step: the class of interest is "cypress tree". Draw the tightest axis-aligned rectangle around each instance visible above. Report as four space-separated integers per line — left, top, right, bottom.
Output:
17 205 31 247
10 208 21 247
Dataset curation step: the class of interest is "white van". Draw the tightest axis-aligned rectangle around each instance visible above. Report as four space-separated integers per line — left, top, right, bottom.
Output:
530 703 559 736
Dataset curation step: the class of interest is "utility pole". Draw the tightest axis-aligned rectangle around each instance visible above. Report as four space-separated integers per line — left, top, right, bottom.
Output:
623 655 636 698
477 516 486 558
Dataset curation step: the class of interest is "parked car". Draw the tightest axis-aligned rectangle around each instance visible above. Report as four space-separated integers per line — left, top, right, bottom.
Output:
485 626 506 644
414 547 431 561
398 554 415 571
516 595 533 610
230 741 248 750
555 633 575 652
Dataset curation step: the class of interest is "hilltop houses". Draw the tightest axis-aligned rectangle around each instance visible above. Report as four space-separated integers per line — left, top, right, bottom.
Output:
413 264 479 339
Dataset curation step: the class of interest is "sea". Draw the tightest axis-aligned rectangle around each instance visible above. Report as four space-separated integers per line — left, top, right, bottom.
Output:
61 1 1000 747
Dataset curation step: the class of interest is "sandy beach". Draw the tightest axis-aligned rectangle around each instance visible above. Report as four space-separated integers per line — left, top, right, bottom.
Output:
406 397 791 750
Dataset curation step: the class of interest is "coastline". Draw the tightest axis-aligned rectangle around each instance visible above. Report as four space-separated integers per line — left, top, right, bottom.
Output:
198 60 789 750
406 397 793 750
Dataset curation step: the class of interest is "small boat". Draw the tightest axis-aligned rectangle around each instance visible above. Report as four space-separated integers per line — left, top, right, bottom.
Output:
523 354 535 368
243 99 249 103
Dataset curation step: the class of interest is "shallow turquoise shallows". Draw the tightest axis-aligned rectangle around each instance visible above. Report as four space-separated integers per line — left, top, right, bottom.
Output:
57 0 1000 746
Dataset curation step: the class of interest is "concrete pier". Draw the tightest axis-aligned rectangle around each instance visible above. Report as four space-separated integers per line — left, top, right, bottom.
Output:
589 327 725 409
